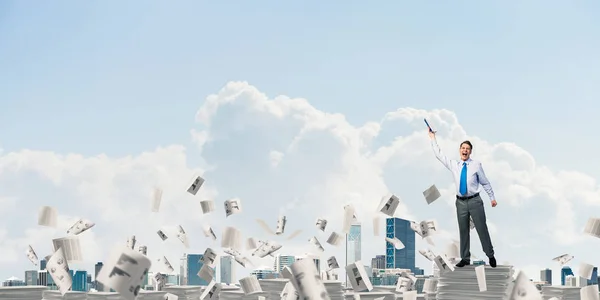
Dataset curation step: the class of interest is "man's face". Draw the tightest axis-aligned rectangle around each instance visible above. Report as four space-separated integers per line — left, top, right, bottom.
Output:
459 143 472 161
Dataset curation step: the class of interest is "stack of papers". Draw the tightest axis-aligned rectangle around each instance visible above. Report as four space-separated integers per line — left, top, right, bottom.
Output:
43 291 87 300
258 279 289 299
324 280 344 300
162 286 203 300
0 286 48 300
436 265 513 300
541 286 581 300
136 290 167 300
219 290 269 300
353 291 395 300
86 292 125 300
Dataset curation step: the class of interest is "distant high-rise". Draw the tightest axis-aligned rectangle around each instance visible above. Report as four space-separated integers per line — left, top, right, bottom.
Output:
346 220 362 267
37 270 48 286
540 268 552 285
94 262 104 291
385 218 416 273
2 277 25 286
371 255 385 269
588 267 598 285
414 267 424 275
180 254 188 285
220 255 235 284
40 259 47 271
251 267 277 279
561 266 574 286
274 255 296 273
186 254 210 286
72 270 88 291
24 270 38 285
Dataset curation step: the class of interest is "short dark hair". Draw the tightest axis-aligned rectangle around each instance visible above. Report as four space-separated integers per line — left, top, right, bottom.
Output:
460 140 473 150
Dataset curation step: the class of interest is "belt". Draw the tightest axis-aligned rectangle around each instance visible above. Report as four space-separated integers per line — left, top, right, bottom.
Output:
456 193 479 200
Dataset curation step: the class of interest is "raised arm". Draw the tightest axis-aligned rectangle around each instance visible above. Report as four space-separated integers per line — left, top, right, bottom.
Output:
430 136 452 170
476 163 496 200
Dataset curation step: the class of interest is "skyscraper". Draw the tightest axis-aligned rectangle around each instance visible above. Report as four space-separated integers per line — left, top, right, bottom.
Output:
588 267 598 285
371 255 385 269
24 270 38 285
220 255 235 284
274 255 296 273
72 270 88 292
540 268 552 285
346 221 361 266
40 259 47 271
186 254 210 286
385 218 416 272
561 266 574 286
94 262 104 291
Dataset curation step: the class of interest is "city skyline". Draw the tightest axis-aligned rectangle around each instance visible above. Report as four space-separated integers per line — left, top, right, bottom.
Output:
2 0 600 289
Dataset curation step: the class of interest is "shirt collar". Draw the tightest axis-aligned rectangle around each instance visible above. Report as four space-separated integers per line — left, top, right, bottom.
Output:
460 158 472 165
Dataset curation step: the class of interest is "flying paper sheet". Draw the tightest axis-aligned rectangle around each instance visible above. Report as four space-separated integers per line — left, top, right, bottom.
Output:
326 232 343 246
433 255 454 273
26 245 38 266
579 262 595 280
138 246 147 256
187 175 204 195
373 216 380 236
289 259 330 300
67 218 95 235
200 200 215 214
52 236 83 262
475 265 487 292
126 235 136 250
345 261 373 292
584 217 600 238
157 230 168 241
96 247 152 300
200 280 221 300
176 225 189 248
151 188 162 212
158 256 174 273
342 204 356 234
222 226 243 250
202 248 218 267
581 285 600 300
379 195 400 217
308 236 324 252
315 218 327 231
38 206 58 228
239 275 263 295
552 253 574 266
385 237 405 249
224 198 242 217
395 272 417 292
402 291 417 300
198 264 214 282
327 256 339 270
46 247 73 295
287 229 302 240
252 240 282 258
422 185 441 204
419 249 437 261
246 237 257 250
202 225 217 241
276 215 286 235
507 271 542 300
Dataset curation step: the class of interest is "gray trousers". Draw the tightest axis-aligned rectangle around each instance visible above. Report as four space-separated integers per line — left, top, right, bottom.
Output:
455 194 494 261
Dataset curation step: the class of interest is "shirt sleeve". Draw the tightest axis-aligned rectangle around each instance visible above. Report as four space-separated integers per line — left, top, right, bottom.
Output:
476 163 495 200
431 138 452 171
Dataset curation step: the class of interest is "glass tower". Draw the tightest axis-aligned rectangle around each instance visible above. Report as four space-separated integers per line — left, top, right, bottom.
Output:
385 218 416 273
346 222 362 265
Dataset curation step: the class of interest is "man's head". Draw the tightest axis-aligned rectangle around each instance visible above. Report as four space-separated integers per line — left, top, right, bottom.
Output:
459 140 473 161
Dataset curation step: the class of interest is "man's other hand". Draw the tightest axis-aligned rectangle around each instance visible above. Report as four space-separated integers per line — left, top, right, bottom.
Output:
491 200 497 207
428 130 435 139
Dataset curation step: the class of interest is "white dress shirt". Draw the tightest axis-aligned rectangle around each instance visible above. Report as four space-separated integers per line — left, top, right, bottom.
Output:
431 139 496 200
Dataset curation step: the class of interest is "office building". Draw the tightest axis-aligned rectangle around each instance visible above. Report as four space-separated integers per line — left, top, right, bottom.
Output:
561 266 574 285
371 255 385 269
414 267 424 275
385 218 416 273
251 267 277 279
180 255 188 285
72 270 88 292
220 255 235 284
37 271 48 286
588 267 598 285
2 277 26 286
346 221 362 267
94 262 104 291
40 259 47 271
540 268 552 285
274 254 296 273
565 275 577 287
185 254 210 286
24 270 38 285
473 260 485 266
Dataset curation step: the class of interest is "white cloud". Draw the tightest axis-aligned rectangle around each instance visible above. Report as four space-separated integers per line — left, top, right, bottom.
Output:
1 81 600 284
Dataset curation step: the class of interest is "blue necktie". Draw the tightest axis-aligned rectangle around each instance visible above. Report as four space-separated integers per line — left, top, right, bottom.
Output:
459 162 468 195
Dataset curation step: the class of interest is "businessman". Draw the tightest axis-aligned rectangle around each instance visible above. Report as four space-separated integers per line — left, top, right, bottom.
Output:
429 130 497 268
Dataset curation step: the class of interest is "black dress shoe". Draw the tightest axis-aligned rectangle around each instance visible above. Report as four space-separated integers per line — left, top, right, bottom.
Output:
455 260 470 267
489 256 497 268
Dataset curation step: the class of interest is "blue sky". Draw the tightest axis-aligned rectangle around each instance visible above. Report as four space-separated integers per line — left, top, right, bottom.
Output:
1 0 600 287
